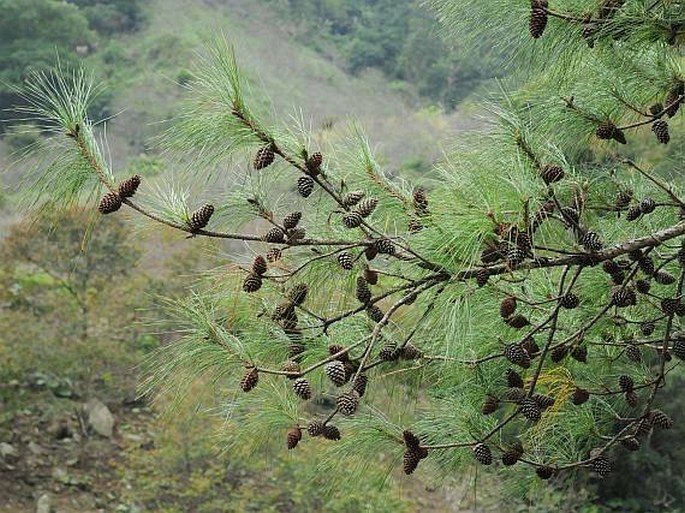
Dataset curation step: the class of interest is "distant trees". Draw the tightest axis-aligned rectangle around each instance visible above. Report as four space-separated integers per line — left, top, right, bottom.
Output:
0 0 145 129
265 0 503 109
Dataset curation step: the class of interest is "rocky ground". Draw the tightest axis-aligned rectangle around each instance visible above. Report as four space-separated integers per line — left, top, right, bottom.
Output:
0 377 156 513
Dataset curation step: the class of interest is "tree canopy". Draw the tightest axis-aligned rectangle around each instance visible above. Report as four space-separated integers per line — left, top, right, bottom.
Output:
14 0 685 509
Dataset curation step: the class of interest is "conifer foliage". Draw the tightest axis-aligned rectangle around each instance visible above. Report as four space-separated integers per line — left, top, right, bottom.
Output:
17 0 685 495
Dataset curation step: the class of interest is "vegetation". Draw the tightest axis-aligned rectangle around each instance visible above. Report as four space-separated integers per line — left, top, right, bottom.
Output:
262 0 504 109
0 0 144 129
7 0 685 511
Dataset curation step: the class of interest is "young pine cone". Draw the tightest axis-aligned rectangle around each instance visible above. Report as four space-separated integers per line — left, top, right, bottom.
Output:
188 204 215 232
118 175 141 198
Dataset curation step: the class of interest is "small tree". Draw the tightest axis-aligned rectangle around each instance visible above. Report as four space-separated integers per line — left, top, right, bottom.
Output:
15 0 685 502
0 207 141 380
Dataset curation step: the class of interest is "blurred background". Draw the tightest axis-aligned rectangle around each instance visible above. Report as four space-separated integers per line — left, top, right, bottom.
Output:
0 1 682 512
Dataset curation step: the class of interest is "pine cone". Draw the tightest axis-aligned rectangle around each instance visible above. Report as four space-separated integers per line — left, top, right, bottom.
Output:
500 297 517 319
615 190 633 209
672 339 685 360
476 269 490 287
366 305 384 323
505 344 531 369
596 121 626 144
325 360 348 387
307 420 324 437
581 232 603 252
282 360 301 378
533 393 555 410
506 369 525 388
649 409 673 429
356 197 378 218
540 164 564 184
306 152 323 173
625 390 639 408
408 217 423 233
603 260 620 274
365 244 379 261
266 247 282 263
571 345 588 363
639 197 656 215
292 378 312 400
254 146 275 170
529 1 549 39
363 268 379 285
338 252 354 270
188 204 215 231
550 345 569 363
626 205 642 221
252 255 268 276
399 343 423 360
651 120 670 144
240 368 259 392
351 374 368 397
283 211 302 230
379 342 399 361
403 449 422 475
506 247 527 266
288 283 308 305
264 227 285 243
507 314 530 329
612 288 637 308
501 442 524 466
242 273 262 293
505 387 527 403
413 188 429 215
591 455 613 477
520 397 542 421
572 387 590 405
297 175 315 198
595 121 616 140
638 257 655 276
286 426 302 449
342 190 365 207
561 293 580 309
403 430 422 449
618 374 634 393
482 396 499 415
287 341 305 358
322 424 341 440
664 80 684 118
521 337 540 357
654 270 676 285
620 437 640 452
536 466 556 480
661 297 681 315
342 211 363 229
626 344 642 363
650 103 664 116
356 276 372 304
336 390 360 416
374 238 395 255
560 207 580 228
98 192 122 214
473 443 493 465
118 175 141 198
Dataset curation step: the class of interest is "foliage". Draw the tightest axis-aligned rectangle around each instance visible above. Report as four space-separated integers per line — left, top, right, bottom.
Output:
14 0 685 510
0 207 145 382
261 0 504 109
0 0 145 130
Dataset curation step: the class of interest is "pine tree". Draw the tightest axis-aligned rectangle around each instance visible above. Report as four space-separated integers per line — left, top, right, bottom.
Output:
16 1 685 503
